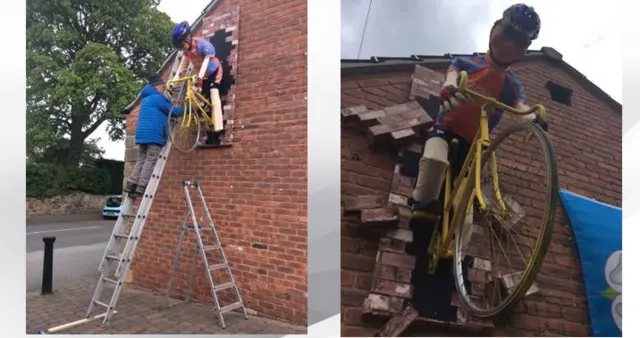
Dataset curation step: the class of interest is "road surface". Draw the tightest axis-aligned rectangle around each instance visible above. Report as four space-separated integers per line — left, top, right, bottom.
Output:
26 218 115 291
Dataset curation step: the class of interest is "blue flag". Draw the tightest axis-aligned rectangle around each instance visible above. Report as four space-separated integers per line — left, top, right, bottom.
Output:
559 190 622 337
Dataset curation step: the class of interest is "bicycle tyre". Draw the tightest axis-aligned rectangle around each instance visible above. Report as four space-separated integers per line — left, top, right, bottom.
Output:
168 105 201 153
452 121 558 319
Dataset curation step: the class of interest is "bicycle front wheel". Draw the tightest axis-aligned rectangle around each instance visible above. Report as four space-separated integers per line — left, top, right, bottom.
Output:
169 110 201 153
452 122 558 319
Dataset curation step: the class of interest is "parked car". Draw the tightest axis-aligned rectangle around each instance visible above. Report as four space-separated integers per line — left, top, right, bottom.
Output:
102 195 123 220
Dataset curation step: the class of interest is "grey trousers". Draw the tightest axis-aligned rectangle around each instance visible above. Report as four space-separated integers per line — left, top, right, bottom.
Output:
127 144 162 188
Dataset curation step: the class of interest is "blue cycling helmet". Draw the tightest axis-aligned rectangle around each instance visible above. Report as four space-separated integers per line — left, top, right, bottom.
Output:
502 4 540 41
171 21 191 49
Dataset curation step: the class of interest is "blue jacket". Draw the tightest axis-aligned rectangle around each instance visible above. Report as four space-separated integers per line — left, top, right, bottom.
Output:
135 85 184 146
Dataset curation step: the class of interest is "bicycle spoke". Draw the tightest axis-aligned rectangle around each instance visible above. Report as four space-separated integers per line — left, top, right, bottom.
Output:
453 121 557 318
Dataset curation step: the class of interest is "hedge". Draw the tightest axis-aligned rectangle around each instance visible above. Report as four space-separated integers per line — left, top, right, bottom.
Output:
26 162 113 198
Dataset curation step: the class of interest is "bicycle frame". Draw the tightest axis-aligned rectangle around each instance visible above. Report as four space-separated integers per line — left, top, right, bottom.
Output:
166 75 215 129
435 71 547 258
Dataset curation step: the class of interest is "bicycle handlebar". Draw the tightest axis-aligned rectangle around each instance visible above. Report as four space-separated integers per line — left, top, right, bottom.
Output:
456 71 547 121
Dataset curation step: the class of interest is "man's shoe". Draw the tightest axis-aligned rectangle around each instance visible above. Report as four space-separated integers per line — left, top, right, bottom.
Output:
124 181 137 194
408 197 442 221
134 185 147 196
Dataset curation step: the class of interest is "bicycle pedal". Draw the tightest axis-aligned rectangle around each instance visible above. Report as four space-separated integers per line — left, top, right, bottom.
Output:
411 211 439 221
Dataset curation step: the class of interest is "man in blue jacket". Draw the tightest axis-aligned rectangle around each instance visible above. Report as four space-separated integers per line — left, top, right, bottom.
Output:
124 73 184 196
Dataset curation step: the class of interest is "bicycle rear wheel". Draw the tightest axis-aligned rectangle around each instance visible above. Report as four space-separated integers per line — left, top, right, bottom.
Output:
452 122 558 319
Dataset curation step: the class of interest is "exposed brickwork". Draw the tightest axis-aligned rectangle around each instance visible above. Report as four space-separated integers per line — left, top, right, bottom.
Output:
340 57 621 336
123 0 307 326
341 128 396 334
200 6 240 145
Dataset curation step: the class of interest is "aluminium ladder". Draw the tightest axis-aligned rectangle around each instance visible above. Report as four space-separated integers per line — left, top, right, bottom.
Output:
86 51 195 326
166 180 249 328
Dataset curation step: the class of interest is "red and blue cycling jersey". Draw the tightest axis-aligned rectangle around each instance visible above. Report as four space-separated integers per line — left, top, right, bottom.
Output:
436 55 526 143
184 37 222 81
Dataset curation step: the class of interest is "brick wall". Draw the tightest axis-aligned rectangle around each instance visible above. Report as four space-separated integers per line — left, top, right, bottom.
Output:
341 71 415 337
340 59 621 336
124 0 307 325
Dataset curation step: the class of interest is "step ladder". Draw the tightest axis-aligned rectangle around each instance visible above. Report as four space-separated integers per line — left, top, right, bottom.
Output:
85 50 195 326
166 180 249 329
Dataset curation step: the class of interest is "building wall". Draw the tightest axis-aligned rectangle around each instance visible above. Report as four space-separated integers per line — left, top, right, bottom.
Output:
124 0 307 325
340 59 621 336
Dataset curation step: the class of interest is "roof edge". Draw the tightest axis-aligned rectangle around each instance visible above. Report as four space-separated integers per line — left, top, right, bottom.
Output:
341 47 621 114
122 0 222 114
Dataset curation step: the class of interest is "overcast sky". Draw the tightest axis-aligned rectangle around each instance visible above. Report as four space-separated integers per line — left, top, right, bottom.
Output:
94 0 622 160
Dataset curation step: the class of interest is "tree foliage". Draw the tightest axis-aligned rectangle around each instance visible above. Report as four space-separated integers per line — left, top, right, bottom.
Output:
27 0 175 167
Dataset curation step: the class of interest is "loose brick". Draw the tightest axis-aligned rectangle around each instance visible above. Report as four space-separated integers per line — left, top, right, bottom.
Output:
360 208 399 226
372 280 412 298
362 293 405 314
341 105 368 122
342 195 385 211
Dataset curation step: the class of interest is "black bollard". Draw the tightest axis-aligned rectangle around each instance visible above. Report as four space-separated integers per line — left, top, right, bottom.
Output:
41 237 56 295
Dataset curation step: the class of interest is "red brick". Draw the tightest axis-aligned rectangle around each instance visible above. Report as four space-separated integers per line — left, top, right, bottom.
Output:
355 274 373 290
379 237 407 253
342 253 376 273
342 307 364 326
341 288 369 307
343 195 385 211
379 252 415 269
373 265 412 283
341 326 378 337
372 280 412 298
341 270 355 287
360 208 399 225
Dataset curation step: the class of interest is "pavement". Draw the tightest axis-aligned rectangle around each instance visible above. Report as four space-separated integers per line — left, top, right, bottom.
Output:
26 217 114 291
26 277 307 334
26 216 306 334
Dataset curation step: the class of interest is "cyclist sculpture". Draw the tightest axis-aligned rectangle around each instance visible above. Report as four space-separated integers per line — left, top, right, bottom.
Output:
409 3 546 222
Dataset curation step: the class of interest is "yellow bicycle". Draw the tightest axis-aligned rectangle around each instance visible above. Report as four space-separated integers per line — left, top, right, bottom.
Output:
419 71 558 319
165 75 217 153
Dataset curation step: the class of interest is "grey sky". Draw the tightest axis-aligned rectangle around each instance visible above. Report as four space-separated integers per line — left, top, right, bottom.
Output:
341 0 622 102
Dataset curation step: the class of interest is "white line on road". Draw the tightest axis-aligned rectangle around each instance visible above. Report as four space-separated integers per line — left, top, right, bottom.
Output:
26 226 104 236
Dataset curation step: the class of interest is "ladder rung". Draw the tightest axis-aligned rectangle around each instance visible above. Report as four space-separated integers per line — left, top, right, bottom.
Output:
187 226 211 231
94 300 110 309
102 277 120 285
214 282 235 292
121 213 137 218
209 263 227 271
220 301 243 314
113 233 129 239
204 245 221 251
106 255 122 261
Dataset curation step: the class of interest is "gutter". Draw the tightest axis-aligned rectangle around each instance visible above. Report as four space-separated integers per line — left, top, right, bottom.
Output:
122 0 222 114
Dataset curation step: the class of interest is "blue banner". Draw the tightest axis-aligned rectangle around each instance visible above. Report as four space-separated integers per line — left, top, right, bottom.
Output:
559 190 622 337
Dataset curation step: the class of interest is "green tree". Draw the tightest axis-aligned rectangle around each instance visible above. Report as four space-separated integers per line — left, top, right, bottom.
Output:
27 0 175 167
